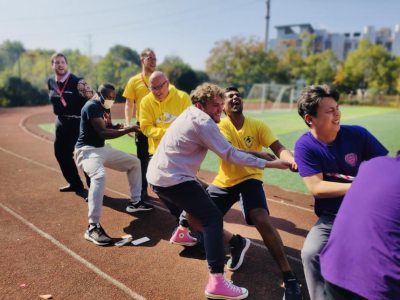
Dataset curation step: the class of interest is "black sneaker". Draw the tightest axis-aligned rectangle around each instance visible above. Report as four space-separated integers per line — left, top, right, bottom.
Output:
227 235 250 271
84 224 112 246
126 200 154 212
197 231 205 254
283 278 302 300
141 189 149 200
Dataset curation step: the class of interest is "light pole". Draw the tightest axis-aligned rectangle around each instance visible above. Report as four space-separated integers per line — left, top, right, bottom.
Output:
264 0 270 52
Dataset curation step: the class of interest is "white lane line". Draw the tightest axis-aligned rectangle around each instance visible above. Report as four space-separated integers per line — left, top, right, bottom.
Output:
0 203 146 300
19 114 53 145
267 198 314 212
0 146 304 263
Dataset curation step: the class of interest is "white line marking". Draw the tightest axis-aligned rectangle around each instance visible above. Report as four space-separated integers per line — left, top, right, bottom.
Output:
0 203 146 300
267 198 314 212
19 114 53 144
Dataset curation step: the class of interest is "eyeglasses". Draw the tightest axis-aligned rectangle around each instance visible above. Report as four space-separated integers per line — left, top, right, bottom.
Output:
148 80 167 92
144 57 157 63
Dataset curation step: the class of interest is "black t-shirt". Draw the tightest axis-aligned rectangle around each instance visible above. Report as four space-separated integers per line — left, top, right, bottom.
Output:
75 99 111 149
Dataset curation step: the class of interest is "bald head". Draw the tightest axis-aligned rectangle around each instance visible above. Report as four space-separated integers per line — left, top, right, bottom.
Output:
149 71 166 84
148 71 169 102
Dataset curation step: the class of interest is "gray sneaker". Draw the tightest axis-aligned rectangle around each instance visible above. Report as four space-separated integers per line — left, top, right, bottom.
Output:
84 223 112 246
227 235 250 271
126 200 154 212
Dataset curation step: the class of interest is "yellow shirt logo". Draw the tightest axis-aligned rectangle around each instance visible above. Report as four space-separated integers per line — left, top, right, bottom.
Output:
156 112 177 124
244 136 254 148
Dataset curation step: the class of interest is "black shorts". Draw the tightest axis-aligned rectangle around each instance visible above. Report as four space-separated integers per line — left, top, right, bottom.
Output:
206 179 269 225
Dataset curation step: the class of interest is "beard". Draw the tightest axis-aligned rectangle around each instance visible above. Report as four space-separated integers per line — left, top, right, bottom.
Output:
55 68 67 77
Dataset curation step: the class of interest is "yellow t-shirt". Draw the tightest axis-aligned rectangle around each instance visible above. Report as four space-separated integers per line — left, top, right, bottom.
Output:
212 117 278 187
122 73 150 123
140 86 191 154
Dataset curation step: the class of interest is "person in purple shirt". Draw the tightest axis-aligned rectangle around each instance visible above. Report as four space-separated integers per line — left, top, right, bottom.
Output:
294 85 388 300
320 153 400 300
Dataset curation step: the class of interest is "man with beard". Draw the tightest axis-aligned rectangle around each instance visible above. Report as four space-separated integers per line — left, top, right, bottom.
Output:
47 53 93 192
123 48 156 207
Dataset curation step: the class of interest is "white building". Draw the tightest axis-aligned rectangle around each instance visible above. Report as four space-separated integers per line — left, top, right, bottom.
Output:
269 24 400 59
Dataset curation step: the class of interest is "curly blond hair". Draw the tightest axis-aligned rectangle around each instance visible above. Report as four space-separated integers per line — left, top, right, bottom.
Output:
190 83 224 106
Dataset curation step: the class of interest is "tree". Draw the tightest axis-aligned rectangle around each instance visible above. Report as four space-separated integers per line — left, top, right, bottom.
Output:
342 38 396 92
158 56 209 94
206 37 278 93
299 32 316 57
302 50 340 85
0 40 26 78
97 45 141 90
0 77 48 107
274 46 304 83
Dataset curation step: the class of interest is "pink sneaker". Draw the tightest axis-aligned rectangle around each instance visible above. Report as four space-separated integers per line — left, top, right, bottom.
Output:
205 273 248 299
169 227 197 246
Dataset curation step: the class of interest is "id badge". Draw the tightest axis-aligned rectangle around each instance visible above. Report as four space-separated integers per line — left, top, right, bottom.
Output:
60 96 67 107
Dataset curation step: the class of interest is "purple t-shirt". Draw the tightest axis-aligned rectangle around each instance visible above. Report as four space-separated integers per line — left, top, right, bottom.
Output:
295 125 388 216
320 155 400 299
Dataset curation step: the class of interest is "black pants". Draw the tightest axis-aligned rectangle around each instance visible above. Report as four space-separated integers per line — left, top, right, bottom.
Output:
135 127 149 192
54 116 89 188
150 181 224 274
325 280 367 300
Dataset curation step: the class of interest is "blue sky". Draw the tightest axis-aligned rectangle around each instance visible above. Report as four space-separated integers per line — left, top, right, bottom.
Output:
1 0 399 70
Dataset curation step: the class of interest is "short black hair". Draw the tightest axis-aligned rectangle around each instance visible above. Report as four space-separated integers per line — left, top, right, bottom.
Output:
225 87 239 94
297 85 340 128
98 82 115 94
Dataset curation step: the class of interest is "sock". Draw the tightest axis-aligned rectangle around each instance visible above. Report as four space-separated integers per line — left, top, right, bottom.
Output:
130 200 139 205
228 234 242 248
282 269 296 282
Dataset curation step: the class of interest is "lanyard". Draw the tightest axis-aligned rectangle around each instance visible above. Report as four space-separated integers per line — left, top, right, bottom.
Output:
56 73 71 107
103 110 112 128
140 73 149 89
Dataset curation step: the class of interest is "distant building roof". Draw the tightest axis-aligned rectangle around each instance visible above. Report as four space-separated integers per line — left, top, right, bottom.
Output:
275 24 314 34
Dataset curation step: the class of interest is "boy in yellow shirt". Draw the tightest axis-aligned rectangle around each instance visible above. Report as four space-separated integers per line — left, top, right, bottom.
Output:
196 87 303 300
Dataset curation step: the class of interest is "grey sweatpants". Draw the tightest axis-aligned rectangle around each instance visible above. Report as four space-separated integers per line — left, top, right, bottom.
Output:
75 144 142 224
301 213 335 300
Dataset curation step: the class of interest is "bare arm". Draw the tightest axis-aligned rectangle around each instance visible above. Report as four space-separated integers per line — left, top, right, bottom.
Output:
124 98 136 137
77 79 95 101
125 98 135 125
269 140 298 172
90 117 141 140
303 173 351 198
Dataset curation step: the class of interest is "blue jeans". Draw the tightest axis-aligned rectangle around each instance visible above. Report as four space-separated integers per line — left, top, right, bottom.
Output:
150 180 225 273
